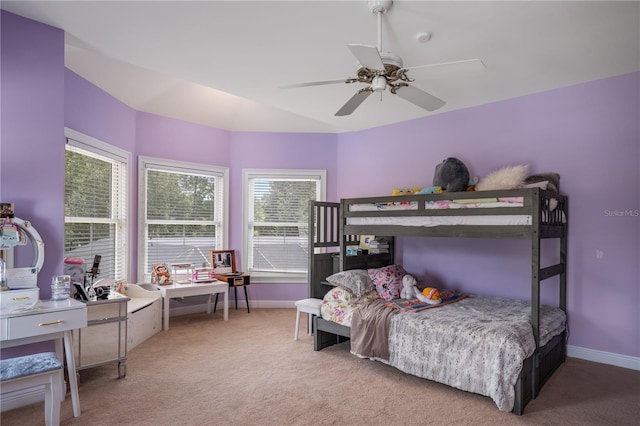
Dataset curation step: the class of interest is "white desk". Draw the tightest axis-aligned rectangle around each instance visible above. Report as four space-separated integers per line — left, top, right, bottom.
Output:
0 298 87 417
157 281 228 330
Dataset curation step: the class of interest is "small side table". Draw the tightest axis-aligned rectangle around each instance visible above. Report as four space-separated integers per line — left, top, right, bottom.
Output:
75 292 130 379
157 281 228 330
214 274 250 313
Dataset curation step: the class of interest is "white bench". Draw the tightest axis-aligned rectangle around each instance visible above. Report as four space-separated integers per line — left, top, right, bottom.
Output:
1 352 63 426
294 298 323 340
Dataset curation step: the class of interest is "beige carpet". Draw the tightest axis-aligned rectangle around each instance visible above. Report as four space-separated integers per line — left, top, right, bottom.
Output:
2 308 639 426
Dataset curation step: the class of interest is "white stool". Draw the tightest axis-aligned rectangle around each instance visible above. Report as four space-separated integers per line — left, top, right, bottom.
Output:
0 352 63 426
294 298 323 340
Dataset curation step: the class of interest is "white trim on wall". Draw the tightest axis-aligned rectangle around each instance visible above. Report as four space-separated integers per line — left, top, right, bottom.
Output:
64 127 132 281
567 345 640 371
241 168 326 282
137 156 229 283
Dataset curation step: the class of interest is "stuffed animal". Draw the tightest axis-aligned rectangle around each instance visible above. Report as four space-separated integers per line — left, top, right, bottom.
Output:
417 287 442 305
401 275 442 305
466 177 479 191
417 186 443 195
401 274 419 299
392 187 420 196
433 157 470 192
476 164 529 191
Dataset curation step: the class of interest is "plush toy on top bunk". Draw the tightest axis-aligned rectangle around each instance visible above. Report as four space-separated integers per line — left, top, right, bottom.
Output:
474 165 561 194
393 157 477 196
432 157 471 192
400 275 442 305
475 164 530 191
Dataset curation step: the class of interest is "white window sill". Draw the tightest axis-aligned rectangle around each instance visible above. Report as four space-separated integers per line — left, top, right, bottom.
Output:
248 272 307 284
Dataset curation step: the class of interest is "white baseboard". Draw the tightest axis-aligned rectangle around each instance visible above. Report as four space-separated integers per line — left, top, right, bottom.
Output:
567 345 640 371
168 300 295 317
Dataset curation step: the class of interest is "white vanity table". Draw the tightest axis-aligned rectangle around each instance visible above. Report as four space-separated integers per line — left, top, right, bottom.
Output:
0 296 87 417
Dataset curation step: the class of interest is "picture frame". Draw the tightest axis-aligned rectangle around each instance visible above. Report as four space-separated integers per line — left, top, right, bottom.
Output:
210 250 237 275
359 235 375 251
151 263 173 285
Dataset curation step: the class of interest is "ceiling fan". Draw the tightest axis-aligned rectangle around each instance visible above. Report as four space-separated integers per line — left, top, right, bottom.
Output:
280 0 485 116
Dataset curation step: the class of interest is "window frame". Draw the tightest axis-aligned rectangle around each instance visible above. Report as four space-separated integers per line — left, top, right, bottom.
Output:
242 168 326 283
64 127 131 282
138 156 229 283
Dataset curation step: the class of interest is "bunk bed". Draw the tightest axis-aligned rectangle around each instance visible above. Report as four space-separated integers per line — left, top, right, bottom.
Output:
307 188 568 414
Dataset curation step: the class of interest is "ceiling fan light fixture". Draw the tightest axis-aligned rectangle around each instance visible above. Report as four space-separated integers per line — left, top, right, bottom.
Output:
371 76 387 92
280 0 482 117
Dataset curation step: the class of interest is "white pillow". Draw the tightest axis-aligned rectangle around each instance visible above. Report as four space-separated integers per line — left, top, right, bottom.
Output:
476 164 529 191
325 269 374 298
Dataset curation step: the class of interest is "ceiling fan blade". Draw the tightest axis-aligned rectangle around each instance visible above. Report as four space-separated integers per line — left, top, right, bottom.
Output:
393 84 445 112
335 88 374 116
348 44 385 72
402 59 486 81
279 78 356 89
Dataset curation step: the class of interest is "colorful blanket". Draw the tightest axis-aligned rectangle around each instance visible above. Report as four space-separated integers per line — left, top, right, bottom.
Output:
386 290 467 312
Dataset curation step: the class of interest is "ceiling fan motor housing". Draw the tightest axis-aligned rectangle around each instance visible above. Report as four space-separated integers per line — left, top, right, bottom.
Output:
368 0 392 14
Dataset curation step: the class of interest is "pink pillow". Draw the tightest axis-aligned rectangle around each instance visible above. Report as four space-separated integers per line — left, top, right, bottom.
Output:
368 264 406 301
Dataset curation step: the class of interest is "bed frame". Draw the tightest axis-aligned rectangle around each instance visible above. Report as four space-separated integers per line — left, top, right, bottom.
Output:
308 188 568 414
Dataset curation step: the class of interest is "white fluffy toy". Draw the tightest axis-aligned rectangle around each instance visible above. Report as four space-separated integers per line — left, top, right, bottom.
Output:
400 274 418 299
401 274 442 305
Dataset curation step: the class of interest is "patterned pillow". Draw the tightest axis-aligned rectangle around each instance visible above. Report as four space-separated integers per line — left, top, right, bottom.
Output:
326 269 374 298
368 264 407 301
321 286 356 326
321 287 379 327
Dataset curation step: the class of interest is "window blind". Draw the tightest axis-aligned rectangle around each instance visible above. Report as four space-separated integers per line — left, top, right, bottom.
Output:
65 135 128 281
140 158 226 280
246 171 324 274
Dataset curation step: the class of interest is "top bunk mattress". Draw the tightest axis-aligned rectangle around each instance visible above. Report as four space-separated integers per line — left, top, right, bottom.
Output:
347 198 531 227
344 192 566 228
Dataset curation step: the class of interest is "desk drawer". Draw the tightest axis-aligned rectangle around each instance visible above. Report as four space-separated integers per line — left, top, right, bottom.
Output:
5 309 87 340
215 274 250 286
0 289 40 311
88 302 127 322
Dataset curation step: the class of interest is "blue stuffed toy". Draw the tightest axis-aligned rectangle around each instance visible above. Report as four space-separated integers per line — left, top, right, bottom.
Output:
417 186 443 195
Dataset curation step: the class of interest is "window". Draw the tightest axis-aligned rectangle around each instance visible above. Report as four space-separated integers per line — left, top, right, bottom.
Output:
64 128 130 281
139 157 228 282
243 169 326 280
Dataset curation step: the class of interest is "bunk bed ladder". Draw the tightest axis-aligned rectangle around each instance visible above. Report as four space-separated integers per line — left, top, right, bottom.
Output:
309 200 353 350
308 201 341 300
530 192 568 400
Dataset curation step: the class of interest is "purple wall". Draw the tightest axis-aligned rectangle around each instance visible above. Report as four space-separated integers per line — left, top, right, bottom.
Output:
1 12 65 288
1 11 65 357
337 72 640 358
64 69 137 278
227 131 338 302
2 11 638 360
135 111 231 281
65 71 136 153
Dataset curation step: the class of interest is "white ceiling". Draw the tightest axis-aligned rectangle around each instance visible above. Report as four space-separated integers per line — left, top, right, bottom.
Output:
2 1 639 133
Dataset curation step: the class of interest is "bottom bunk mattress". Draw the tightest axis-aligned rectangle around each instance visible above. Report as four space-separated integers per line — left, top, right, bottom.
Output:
344 295 566 412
